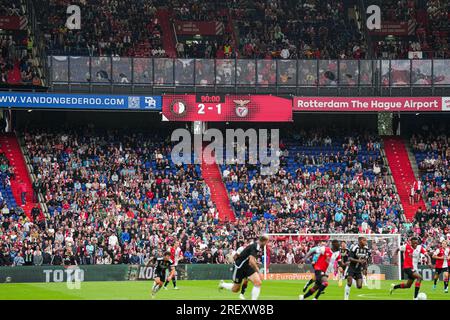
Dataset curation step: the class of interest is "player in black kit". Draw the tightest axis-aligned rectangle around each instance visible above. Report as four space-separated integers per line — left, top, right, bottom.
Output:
218 235 269 300
344 237 371 300
148 251 175 299
338 241 350 287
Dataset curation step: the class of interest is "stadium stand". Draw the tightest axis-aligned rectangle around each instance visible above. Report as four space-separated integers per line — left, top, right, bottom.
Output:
0 1 449 273
37 0 165 57
32 0 367 59
233 0 365 59
0 0 42 86
0 124 448 266
0 128 412 266
222 130 403 234
0 129 226 265
411 131 449 215
0 134 40 221
370 0 450 58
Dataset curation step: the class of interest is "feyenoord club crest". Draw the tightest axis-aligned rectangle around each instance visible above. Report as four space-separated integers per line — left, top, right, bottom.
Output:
170 99 188 117
233 99 250 118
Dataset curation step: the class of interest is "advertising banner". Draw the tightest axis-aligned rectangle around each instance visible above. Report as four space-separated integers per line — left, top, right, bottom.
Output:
265 273 385 281
368 21 413 36
0 92 162 111
1 264 423 283
268 264 399 280
0 16 27 30
0 265 129 283
294 97 442 112
162 94 292 122
174 21 224 35
128 265 187 281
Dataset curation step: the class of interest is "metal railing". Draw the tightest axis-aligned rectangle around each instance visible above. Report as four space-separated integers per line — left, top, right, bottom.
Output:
48 56 450 90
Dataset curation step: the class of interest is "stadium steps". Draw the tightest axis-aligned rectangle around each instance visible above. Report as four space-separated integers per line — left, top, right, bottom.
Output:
383 136 426 221
157 8 177 58
0 133 40 221
404 141 420 180
201 150 236 223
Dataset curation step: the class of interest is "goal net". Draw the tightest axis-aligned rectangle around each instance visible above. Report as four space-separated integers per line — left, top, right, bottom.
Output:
263 233 402 282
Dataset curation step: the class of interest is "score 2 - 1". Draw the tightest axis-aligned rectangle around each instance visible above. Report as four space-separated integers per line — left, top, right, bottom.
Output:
195 94 226 115
197 103 222 115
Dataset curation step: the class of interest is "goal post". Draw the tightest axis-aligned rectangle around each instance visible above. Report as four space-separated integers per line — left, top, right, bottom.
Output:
263 233 402 281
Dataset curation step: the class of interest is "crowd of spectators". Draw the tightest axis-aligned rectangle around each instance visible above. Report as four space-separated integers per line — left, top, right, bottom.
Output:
0 0 22 16
37 0 165 57
411 131 449 214
1 129 228 266
0 127 449 267
172 0 228 22
0 0 42 86
223 130 402 236
36 0 368 60
371 0 449 59
424 0 450 58
249 125 450 265
232 0 365 60
39 0 449 88
0 36 17 85
406 128 450 258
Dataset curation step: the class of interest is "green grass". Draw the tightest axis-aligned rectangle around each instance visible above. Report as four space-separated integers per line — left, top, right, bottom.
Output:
0 280 448 300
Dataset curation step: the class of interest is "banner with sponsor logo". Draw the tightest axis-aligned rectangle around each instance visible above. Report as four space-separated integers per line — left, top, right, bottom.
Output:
0 265 129 283
128 265 187 281
6 264 433 283
162 94 292 122
0 92 162 111
368 21 415 36
268 264 398 280
294 97 443 112
0 16 27 30
174 21 224 36
265 273 385 281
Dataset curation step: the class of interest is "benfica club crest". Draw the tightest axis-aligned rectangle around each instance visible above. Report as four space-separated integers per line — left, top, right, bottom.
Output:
233 99 250 118
170 99 188 117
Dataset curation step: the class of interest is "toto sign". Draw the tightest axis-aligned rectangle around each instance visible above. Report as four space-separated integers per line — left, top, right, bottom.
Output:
43 267 84 289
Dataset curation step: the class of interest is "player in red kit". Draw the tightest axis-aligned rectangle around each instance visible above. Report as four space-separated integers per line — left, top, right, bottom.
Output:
432 240 449 293
164 241 182 290
299 240 344 300
390 237 432 299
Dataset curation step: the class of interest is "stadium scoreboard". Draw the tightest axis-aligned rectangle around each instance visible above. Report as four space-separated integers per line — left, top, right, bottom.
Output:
0 92 448 116
162 94 293 122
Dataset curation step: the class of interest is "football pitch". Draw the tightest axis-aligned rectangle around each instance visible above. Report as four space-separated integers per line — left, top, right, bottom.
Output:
0 280 448 300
